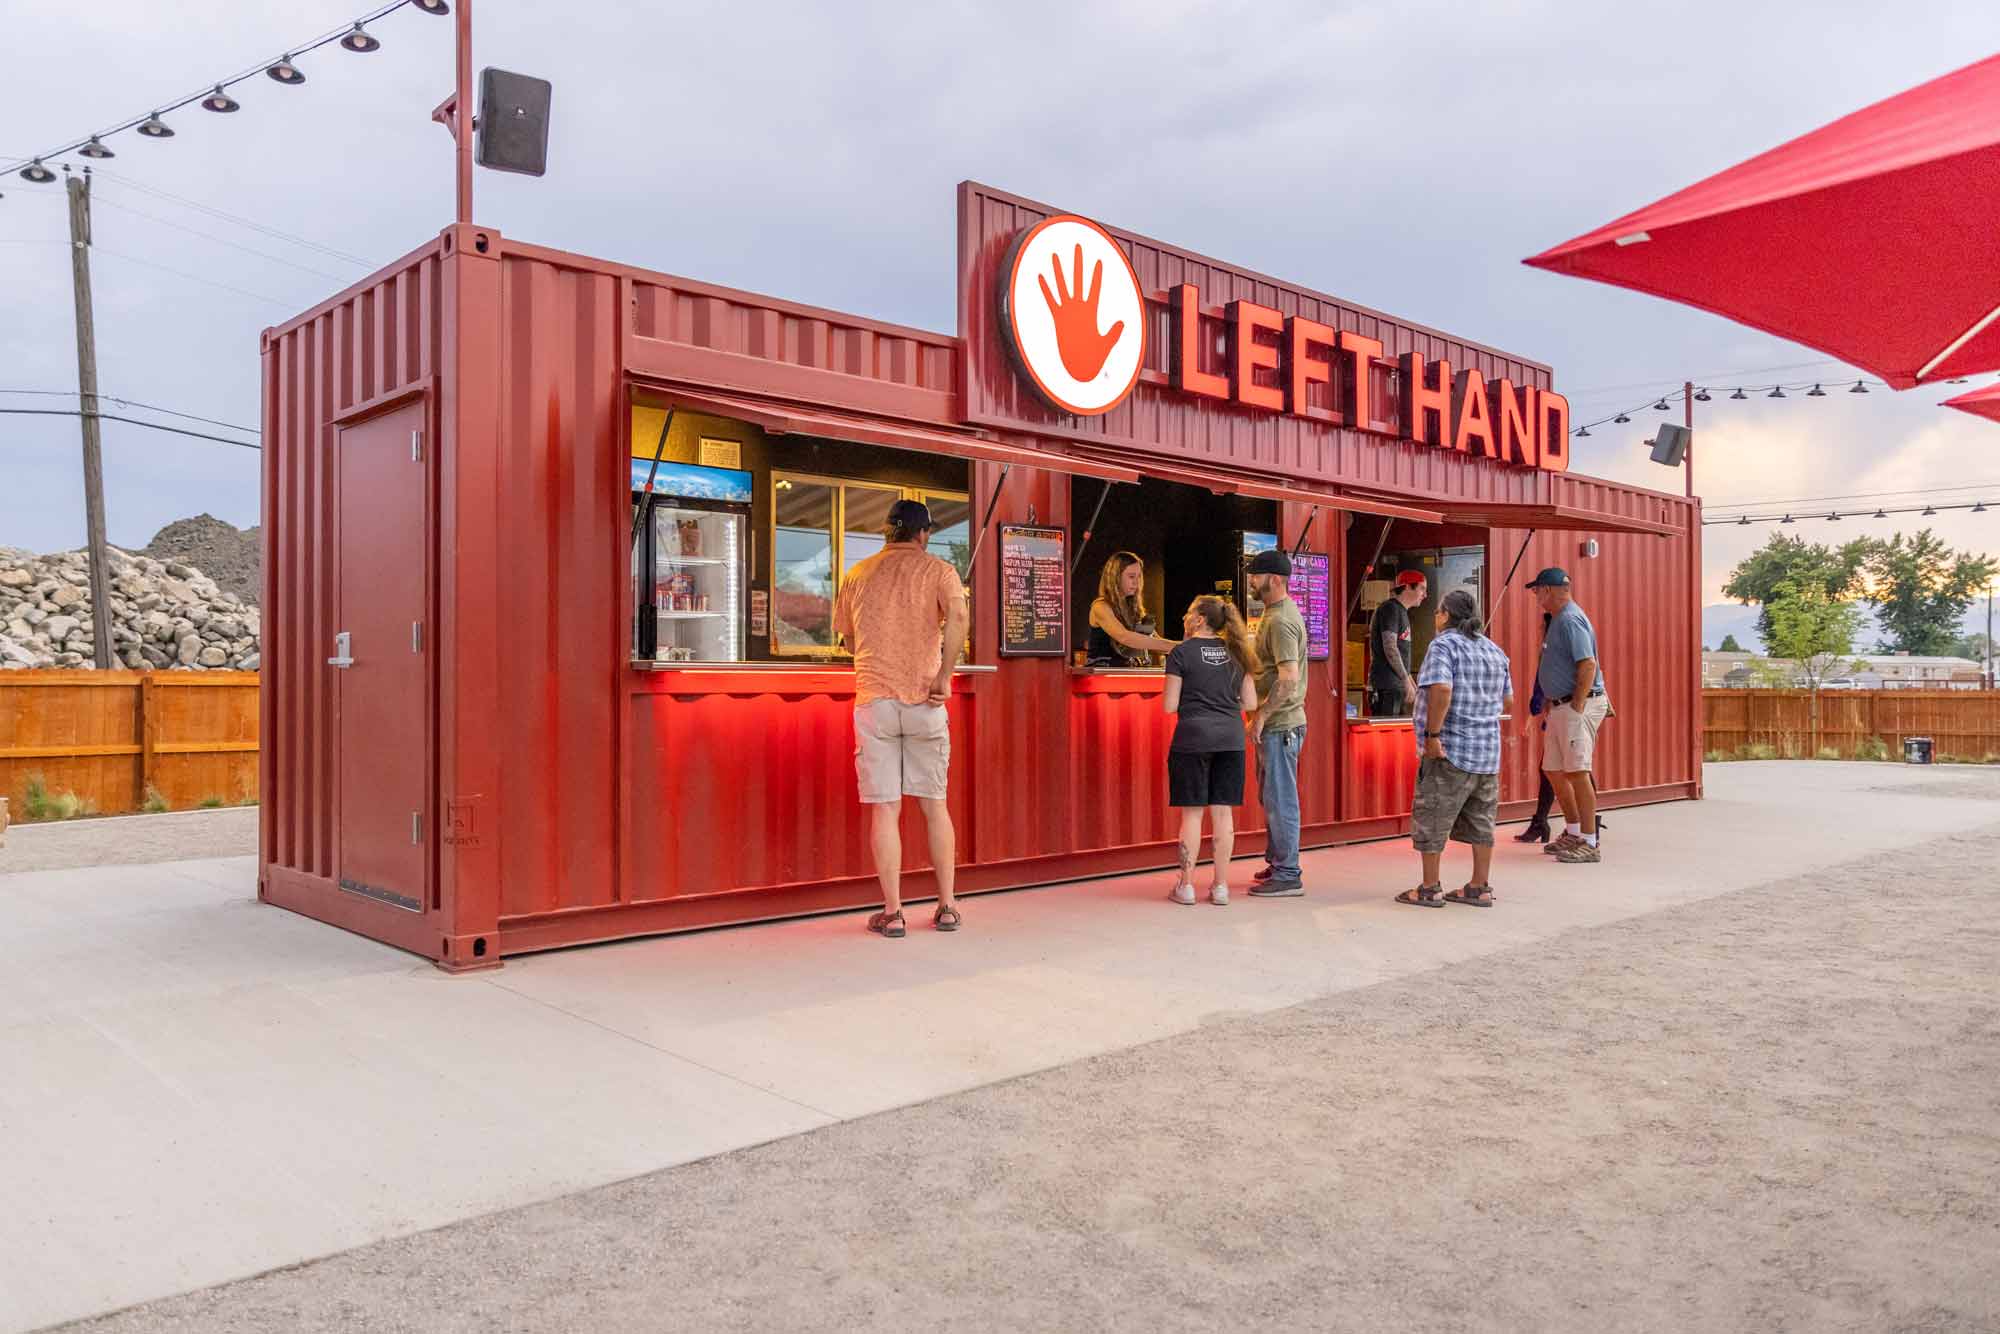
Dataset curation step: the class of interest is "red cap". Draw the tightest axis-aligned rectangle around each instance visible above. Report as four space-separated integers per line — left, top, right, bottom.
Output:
1394 570 1427 588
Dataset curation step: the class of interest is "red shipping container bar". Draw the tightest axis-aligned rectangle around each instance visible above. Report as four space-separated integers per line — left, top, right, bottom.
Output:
259 189 1702 970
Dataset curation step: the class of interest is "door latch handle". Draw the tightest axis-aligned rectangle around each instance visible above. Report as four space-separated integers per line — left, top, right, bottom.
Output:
327 631 354 668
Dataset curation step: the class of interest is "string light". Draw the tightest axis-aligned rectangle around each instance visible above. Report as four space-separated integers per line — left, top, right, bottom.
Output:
1705 498 1993 527
1768 385 1786 398
1730 387 1748 400
1849 380 1868 394
0 0 450 186
1807 383 1827 396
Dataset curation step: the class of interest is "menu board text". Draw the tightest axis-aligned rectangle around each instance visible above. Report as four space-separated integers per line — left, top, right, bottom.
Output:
999 525 1067 656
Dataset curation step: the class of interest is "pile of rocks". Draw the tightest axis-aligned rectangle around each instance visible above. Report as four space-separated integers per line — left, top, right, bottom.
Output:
0 545 260 671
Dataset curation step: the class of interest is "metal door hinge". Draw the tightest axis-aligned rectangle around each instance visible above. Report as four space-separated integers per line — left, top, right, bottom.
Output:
412 620 423 653
412 812 422 845
411 429 423 462
327 630 353 668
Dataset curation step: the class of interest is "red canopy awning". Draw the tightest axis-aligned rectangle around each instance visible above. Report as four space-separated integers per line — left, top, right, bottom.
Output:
1066 453 1446 524
1525 54 2000 388
1942 380 2000 424
630 384 1141 483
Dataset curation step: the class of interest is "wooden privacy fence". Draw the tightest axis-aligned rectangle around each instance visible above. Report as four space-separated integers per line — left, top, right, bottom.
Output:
1704 689 2000 761
0 670 259 817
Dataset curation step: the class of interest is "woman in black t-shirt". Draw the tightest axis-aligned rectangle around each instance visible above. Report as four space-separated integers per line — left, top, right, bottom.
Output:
1163 595 1261 906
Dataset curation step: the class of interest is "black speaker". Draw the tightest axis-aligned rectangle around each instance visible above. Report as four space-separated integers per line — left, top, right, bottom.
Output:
476 68 551 177
1649 422 1691 466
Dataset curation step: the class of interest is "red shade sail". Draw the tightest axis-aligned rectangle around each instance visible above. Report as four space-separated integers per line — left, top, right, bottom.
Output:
1941 381 2000 425
1525 54 2000 389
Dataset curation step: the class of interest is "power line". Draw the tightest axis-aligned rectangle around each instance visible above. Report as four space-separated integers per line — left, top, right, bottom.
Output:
0 407 259 449
93 247 296 307
92 171 374 268
89 194 351 283
0 388 257 435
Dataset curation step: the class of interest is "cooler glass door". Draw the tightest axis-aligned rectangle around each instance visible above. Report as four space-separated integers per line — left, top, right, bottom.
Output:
651 504 744 662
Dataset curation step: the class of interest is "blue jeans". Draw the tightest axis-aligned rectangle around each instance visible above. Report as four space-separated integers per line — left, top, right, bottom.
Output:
1258 725 1306 881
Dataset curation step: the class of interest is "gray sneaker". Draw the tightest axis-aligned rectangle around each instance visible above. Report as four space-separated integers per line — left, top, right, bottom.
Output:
1249 878 1304 897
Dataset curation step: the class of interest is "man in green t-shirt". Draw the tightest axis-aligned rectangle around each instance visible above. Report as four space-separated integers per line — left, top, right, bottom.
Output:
1247 549 1309 896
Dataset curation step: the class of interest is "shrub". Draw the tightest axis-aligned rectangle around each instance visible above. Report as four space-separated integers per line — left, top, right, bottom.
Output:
23 773 52 820
197 795 225 809
1741 743 1779 761
1816 746 1843 760
1853 736 1891 762
142 785 169 814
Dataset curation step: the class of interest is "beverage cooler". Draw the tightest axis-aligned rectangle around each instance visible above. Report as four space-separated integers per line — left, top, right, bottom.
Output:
631 461 751 663
1235 530 1279 632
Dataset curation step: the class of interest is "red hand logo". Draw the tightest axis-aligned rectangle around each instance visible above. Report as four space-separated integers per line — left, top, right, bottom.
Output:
1037 244 1126 382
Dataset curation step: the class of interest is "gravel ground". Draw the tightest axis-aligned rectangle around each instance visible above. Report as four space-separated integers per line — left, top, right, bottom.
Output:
0 807 256 874
57 818 2000 1333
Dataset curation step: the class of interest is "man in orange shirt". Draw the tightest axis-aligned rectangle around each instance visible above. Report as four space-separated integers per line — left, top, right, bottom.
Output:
832 499 971 939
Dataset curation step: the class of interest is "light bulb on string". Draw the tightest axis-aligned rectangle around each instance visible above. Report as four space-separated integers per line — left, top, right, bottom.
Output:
1694 389 1711 402
19 159 57 184
1807 383 1826 397
137 112 174 138
1730 388 1747 400
414 0 451 12
1768 386 1786 398
1653 398 1669 410
1826 512 1840 521
201 84 241 113
340 22 381 53
1576 425 1591 437
79 136 114 159
267 54 306 85
1849 380 1868 394
1873 509 1887 519
1976 502 1989 514
1737 515 1750 525
1781 514 1795 524
1922 505 1937 516
1613 412 1630 423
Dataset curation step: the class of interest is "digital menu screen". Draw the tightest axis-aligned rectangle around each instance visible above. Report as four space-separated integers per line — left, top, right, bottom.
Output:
999 524 1067 657
1294 551 1332 661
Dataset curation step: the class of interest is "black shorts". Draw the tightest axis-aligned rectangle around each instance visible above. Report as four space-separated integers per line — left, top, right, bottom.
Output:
1168 748 1247 807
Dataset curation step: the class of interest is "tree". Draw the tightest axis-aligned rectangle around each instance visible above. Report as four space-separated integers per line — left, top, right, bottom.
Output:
1763 579 1862 693
1862 530 1997 656
1718 633 1744 653
1948 631 1991 664
1723 534 1872 642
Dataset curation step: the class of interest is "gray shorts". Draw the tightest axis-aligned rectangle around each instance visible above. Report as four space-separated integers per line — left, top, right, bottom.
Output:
1411 756 1498 852
854 699 950 804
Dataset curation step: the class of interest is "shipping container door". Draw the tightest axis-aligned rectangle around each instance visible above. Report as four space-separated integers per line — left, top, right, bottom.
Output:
332 400 429 912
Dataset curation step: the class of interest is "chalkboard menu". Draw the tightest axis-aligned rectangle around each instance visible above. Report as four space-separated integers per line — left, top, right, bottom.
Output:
999 524 1067 656
1294 552 1332 661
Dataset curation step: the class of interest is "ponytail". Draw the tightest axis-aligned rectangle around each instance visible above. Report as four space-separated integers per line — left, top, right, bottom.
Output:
1188 596 1262 678
1440 588 1484 639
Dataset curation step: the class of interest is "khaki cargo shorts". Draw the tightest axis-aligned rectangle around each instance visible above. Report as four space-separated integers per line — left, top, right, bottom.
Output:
1411 756 1499 852
854 698 950 804
1543 693 1609 773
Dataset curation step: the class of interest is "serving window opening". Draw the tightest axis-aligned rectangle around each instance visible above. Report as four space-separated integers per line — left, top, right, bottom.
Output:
1343 513 1488 721
1068 476 1281 670
629 402 969 666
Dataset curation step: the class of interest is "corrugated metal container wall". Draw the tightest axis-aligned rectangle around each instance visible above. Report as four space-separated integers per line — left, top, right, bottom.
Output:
259 239 443 957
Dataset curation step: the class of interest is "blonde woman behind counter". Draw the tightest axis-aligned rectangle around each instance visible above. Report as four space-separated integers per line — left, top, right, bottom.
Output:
1086 551 1179 667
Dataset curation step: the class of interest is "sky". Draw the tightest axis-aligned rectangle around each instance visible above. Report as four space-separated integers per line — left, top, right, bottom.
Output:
3 0 1997 607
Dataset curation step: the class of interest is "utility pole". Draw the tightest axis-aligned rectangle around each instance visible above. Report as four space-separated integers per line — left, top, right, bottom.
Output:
65 166 115 670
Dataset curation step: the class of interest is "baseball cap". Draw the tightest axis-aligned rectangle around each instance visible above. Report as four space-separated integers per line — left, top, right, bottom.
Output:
1246 549 1292 577
1393 570 1427 588
1524 566 1571 589
887 499 934 531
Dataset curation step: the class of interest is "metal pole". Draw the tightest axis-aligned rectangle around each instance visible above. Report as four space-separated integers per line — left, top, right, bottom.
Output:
455 0 474 224
962 463 1013 579
1683 380 1694 499
66 169 115 670
1987 582 1994 690
1068 477 1117 578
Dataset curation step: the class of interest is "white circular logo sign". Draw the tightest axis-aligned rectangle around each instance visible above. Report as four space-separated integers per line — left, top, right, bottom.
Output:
1000 215 1146 417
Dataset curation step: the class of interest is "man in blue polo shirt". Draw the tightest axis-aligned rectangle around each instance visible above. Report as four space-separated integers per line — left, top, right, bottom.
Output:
1527 567 1610 864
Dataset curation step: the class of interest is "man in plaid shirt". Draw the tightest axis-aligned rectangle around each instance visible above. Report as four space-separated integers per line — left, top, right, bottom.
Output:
1399 590 1514 909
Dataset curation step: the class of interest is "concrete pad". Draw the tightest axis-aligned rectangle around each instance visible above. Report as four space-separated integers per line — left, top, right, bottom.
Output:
1 761 1993 1332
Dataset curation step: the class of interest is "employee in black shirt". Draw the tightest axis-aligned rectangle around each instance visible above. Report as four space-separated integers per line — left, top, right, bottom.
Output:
1163 596 1261 907
1367 570 1426 716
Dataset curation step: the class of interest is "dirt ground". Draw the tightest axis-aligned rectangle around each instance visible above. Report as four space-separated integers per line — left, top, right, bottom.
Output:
57 813 2000 1333
0 807 255 875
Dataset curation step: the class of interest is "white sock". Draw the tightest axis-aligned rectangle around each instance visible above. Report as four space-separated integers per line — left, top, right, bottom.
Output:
1583 833 1599 848
1565 823 1581 837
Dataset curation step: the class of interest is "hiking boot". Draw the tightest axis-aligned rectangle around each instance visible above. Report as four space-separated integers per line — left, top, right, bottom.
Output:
1553 840 1601 863
1543 832 1583 855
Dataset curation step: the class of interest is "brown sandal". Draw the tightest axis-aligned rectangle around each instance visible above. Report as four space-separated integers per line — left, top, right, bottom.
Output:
867 910 906 938
933 905 961 932
1396 885 1445 908
1444 884 1494 907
